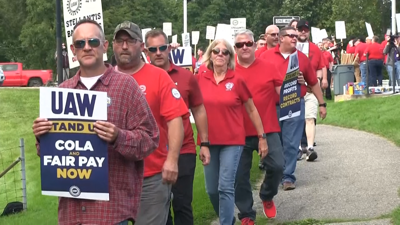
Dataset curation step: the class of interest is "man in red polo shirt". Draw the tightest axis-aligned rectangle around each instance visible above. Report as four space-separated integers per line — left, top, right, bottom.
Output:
144 29 210 225
354 37 368 84
112 21 188 225
255 25 280 58
260 26 327 190
233 29 284 224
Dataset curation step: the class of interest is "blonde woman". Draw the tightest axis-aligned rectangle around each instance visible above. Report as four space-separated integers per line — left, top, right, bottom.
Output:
195 39 267 225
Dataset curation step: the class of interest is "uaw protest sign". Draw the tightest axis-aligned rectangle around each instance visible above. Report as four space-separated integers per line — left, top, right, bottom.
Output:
170 47 193 72
39 87 109 201
279 51 301 121
63 0 106 69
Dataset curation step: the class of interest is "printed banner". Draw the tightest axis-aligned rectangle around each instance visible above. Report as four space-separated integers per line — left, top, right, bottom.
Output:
169 47 193 72
63 0 106 69
39 87 109 201
279 51 301 121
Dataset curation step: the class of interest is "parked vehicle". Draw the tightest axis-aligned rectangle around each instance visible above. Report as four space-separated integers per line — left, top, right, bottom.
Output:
0 62 53 87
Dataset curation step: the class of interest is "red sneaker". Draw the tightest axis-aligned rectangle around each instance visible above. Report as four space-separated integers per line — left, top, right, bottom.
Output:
263 200 277 218
241 217 255 225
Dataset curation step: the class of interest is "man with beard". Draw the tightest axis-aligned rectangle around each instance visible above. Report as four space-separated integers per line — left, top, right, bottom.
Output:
144 29 210 225
255 25 280 57
260 26 327 190
112 21 189 225
294 19 327 161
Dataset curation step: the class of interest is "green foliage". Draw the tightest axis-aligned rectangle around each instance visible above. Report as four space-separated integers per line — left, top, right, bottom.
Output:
0 0 394 71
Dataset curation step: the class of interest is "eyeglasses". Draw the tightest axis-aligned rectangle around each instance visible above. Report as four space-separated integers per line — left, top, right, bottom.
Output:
212 48 230 56
114 38 138 46
235 41 254 48
298 27 309 33
73 38 101 48
283 34 299 39
147 45 169 53
268 33 279 37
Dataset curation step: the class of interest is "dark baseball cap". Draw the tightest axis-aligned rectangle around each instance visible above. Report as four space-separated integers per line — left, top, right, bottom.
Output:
114 21 142 41
297 19 310 29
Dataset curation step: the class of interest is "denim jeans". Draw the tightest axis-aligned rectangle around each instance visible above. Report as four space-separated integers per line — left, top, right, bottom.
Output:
360 61 367 84
204 145 243 225
368 59 383 86
234 134 284 221
276 98 305 183
388 62 400 86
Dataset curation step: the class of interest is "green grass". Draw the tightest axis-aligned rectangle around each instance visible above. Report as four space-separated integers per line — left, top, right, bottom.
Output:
254 95 400 225
0 89 262 225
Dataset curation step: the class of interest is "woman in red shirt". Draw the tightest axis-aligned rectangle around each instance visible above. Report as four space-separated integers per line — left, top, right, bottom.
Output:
364 36 384 86
196 39 267 225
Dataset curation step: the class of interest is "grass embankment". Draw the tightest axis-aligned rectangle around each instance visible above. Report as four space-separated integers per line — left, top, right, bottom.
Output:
255 95 400 225
0 88 262 225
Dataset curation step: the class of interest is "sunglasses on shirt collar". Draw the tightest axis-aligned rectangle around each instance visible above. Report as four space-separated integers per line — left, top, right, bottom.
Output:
147 45 169 53
212 48 230 56
73 38 101 48
235 41 254 48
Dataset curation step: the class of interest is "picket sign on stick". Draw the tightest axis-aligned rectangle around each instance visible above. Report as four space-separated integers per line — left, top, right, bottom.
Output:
206 26 216 46
163 22 172 36
192 31 200 58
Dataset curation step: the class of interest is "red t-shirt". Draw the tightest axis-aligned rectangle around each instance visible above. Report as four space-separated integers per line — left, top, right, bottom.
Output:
168 63 203 154
346 45 356 54
197 63 209 74
355 43 368 62
308 42 325 71
323 51 333 68
235 58 283 135
259 45 318 99
365 42 384 60
128 64 189 177
196 69 252 145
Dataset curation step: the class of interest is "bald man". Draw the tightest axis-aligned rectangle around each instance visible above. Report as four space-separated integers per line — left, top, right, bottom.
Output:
255 25 280 57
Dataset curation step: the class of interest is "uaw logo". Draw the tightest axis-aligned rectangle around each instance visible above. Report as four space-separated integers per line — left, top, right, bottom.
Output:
67 0 82 16
139 85 147 95
232 20 239 26
69 185 81 197
225 82 234 91
288 110 293 118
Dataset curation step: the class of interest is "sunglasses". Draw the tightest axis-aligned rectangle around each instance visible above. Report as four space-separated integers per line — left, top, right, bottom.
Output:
283 34 299 39
212 48 230 56
73 38 101 48
298 27 310 33
147 45 169 53
235 41 254 48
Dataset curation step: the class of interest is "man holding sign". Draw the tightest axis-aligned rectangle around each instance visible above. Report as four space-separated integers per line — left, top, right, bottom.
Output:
260 26 327 191
32 19 160 225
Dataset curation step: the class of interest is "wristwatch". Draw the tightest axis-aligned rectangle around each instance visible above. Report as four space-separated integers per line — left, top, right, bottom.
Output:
200 141 210 147
258 133 267 139
319 103 327 107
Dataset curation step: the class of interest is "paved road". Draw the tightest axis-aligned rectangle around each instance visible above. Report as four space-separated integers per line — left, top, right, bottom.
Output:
212 125 400 224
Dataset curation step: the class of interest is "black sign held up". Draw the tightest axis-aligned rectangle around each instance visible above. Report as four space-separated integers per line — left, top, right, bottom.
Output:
273 16 300 27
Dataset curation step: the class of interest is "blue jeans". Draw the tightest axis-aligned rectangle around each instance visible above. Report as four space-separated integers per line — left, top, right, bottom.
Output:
360 61 367 84
368 59 383 86
387 62 400 86
277 98 305 183
204 145 243 225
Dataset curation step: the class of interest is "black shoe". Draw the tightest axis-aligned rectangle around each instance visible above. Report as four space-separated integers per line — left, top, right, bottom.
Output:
313 142 317 147
297 149 304 160
306 148 318 161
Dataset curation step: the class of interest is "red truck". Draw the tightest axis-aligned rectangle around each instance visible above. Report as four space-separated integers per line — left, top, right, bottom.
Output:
0 62 53 87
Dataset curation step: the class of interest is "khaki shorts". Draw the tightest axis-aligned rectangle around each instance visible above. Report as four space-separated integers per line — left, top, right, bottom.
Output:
304 92 318 119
